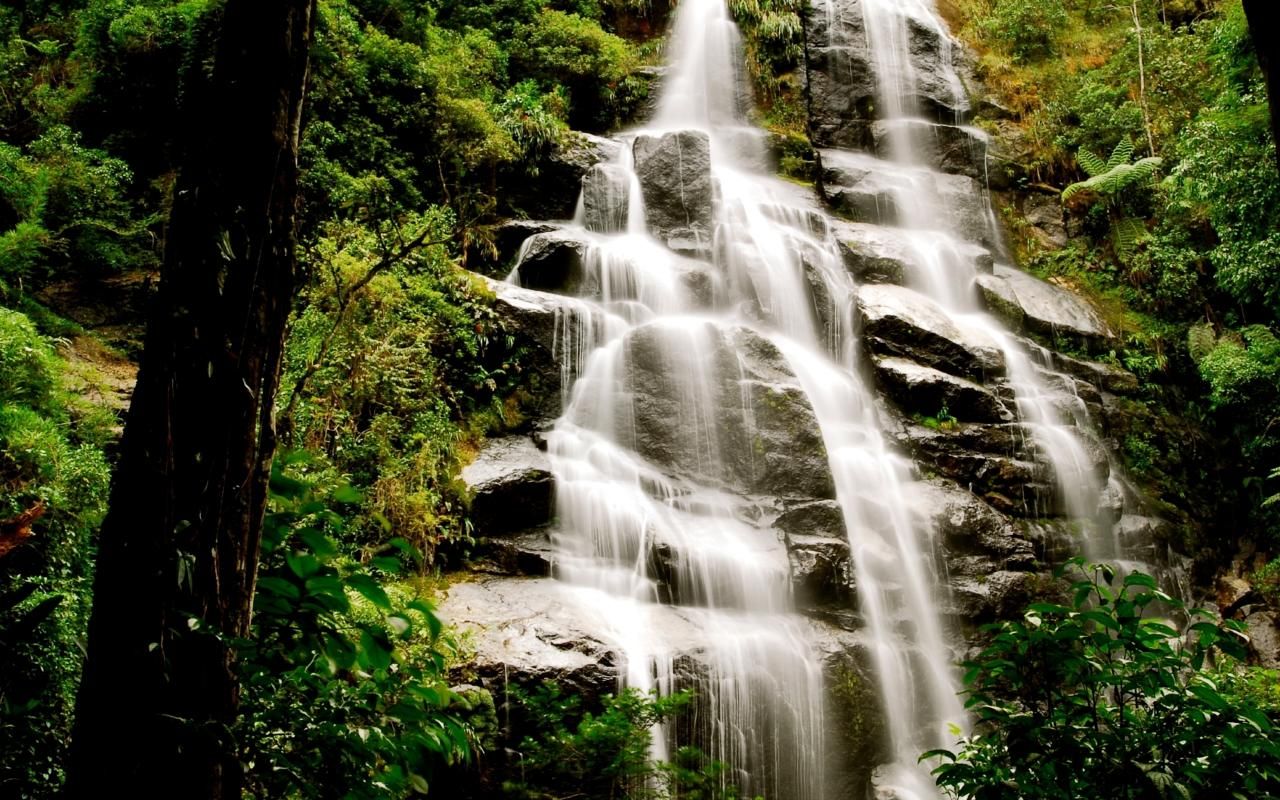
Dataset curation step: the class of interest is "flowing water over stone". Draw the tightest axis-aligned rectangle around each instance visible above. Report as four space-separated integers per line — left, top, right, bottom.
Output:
484 0 1157 797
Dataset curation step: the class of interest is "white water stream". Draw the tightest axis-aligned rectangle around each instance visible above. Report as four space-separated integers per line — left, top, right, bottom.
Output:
504 0 1125 796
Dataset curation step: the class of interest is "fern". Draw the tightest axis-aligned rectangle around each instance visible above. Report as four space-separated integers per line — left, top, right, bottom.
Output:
1077 146 1107 178
1062 137 1162 202
1187 323 1217 364
1112 217 1149 263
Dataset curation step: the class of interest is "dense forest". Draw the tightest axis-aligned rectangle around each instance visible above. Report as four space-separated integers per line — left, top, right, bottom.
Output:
1 0 1279 798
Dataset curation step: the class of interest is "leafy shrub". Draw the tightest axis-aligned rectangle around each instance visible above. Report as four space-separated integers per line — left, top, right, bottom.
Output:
238 455 472 799
0 309 57 411
927 560 1280 799
506 683 756 799
972 0 1068 62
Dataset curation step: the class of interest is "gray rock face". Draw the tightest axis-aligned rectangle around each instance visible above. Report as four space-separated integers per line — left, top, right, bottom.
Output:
806 0 969 149
582 163 634 234
632 130 714 252
870 120 986 179
621 322 835 499
508 132 620 220
439 577 620 698
976 265 1113 348
462 436 554 537
510 230 588 294
948 570 1037 622
1050 351 1140 395
913 479 1036 569
872 356 1010 423
470 220 560 277
775 499 853 606
1247 611 1280 670
1022 194 1069 250
857 284 1005 379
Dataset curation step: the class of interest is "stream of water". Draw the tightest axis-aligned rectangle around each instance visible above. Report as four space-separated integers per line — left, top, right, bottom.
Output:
506 0 1128 795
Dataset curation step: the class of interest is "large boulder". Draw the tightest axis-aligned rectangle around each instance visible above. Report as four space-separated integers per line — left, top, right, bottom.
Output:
856 284 1005 379
509 230 588 294
872 356 1010 423
617 321 835 499
632 130 715 254
462 436 554 537
976 265 1114 349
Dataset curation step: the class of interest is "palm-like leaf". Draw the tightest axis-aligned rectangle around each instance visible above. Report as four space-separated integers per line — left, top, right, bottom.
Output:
1105 137 1135 171
1078 147 1107 178
1112 217 1149 262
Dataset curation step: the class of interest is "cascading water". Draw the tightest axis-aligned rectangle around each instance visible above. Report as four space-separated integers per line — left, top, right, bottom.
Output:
507 0 973 794
842 0 1120 561
504 0 1147 796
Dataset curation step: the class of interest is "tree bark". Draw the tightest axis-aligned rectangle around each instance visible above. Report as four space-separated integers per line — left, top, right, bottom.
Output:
1243 0 1280 175
65 1 316 797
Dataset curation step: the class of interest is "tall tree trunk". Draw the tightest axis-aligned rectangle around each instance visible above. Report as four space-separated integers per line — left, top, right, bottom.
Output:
1243 0 1280 175
65 1 316 797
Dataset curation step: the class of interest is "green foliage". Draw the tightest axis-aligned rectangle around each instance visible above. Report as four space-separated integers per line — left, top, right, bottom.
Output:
927 560 1280 799
283 212 528 560
511 9 641 131
1062 137 1161 263
238 455 472 799
506 683 756 799
0 309 111 798
969 0 1068 62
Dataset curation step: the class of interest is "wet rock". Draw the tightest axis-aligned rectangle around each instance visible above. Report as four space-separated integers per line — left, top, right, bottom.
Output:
462 436 554 537
632 130 714 252
1050 351 1140 395
582 163 634 234
481 530 556 577
870 120 987 179
872 356 1010 423
507 132 620 220
976 265 1114 349
480 275 624 422
509 230 588 294
622 322 835 499
949 570 1037 622
856 284 1005 379
886 416 1059 517
806 0 968 149
439 577 619 697
787 533 854 607
776 499 846 539
913 479 1036 569
1114 515 1172 560
821 155 995 248
467 220 561 277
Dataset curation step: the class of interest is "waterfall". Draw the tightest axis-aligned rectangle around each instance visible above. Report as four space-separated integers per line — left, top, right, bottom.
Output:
502 0 1143 796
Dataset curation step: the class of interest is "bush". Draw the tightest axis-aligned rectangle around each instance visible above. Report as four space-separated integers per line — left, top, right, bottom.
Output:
237 457 472 799
927 560 1280 799
973 0 1068 62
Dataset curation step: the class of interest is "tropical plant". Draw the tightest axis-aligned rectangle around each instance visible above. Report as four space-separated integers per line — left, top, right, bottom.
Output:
1061 137 1162 262
925 560 1280 799
237 454 473 799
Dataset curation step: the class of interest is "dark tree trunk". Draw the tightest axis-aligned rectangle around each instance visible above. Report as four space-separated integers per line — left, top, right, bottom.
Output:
1243 0 1280 175
65 1 316 797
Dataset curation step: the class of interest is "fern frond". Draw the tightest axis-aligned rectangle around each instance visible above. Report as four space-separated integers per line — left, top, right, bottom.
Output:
1187 323 1217 364
1111 217 1149 263
1078 147 1107 178
1106 137 1134 171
